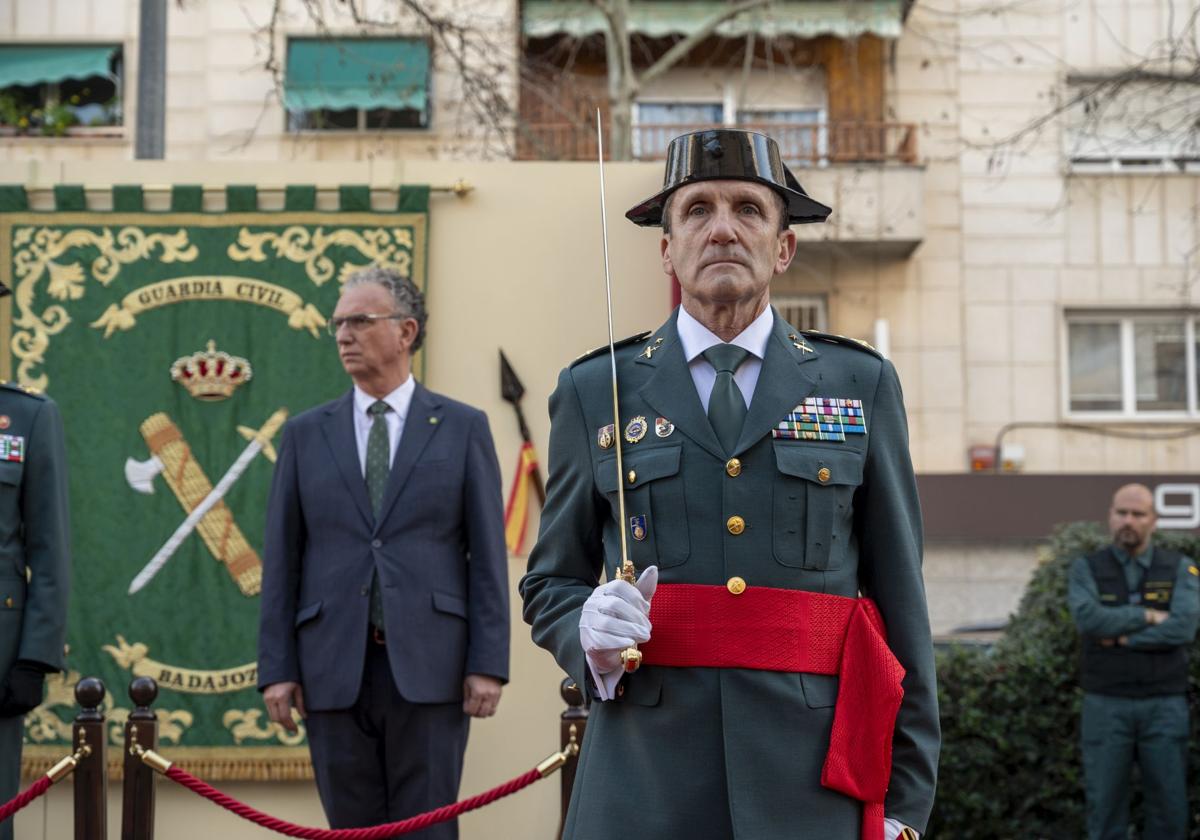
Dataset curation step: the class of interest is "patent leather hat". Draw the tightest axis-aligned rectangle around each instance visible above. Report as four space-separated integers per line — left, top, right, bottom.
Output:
624 128 832 227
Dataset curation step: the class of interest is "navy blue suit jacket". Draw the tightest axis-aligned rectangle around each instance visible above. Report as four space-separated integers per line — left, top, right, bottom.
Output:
258 382 510 710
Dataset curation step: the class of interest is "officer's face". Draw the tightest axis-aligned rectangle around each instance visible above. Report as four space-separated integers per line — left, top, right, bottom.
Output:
332 284 417 384
1108 484 1157 553
660 181 796 312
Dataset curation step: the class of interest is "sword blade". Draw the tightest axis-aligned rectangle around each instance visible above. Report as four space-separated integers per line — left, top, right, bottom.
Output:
596 109 631 582
127 408 288 595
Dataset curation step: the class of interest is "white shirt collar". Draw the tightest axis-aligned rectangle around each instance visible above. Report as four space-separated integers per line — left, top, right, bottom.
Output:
676 304 775 363
353 374 415 421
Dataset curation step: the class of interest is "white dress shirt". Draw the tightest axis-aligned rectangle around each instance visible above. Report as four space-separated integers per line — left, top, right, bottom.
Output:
352 376 415 476
675 305 917 840
676 304 774 410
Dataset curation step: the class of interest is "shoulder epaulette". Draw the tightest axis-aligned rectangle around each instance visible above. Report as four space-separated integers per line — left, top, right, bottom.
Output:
0 381 46 399
800 331 882 358
571 331 652 367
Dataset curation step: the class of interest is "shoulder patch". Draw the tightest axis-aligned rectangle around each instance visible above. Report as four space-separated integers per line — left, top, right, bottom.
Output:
0 381 46 400
571 331 652 367
800 330 882 358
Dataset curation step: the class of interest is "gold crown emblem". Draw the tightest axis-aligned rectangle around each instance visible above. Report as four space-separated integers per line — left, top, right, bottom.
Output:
170 340 253 401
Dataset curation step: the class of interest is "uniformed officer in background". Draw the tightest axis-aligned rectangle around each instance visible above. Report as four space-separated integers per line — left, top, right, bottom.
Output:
0 278 71 840
1068 482 1199 840
521 129 939 840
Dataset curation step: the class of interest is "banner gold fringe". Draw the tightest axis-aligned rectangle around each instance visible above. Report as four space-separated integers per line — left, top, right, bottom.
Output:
21 746 313 782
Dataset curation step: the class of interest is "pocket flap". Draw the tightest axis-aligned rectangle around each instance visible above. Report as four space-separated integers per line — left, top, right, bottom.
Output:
294 600 322 628
432 590 468 619
0 462 22 487
596 446 681 493
773 443 863 486
800 672 838 708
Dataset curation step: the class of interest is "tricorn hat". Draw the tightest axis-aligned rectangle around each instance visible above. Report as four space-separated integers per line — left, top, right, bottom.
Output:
624 128 832 227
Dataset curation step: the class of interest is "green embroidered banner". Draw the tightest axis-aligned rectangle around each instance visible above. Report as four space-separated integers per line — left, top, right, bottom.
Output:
1 187 429 778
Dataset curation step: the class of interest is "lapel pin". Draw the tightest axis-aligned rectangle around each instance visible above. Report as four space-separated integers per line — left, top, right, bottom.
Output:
624 416 648 444
597 424 615 449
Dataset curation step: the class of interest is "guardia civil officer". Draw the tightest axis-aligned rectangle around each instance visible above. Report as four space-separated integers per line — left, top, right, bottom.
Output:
521 130 939 840
0 280 71 840
1068 483 1199 840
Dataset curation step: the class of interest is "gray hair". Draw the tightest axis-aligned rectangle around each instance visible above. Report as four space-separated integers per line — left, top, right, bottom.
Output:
343 266 428 351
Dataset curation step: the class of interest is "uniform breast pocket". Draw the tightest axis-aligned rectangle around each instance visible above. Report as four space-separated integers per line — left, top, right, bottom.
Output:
0 461 23 490
596 446 689 568
772 443 863 571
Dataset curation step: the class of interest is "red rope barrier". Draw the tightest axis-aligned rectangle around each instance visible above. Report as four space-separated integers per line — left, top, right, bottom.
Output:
164 764 544 839
0 776 53 823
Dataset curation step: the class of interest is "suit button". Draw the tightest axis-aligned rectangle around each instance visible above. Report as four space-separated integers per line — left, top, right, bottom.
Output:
371 539 382 548
726 515 745 535
360 586 369 596
725 458 741 477
817 467 831 484
727 576 746 595
616 684 625 698
3 596 11 608
627 470 636 485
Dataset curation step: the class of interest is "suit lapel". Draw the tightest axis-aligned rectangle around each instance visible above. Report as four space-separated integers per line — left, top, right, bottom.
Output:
734 310 819 456
321 391 374 529
374 381 443 532
636 315 726 461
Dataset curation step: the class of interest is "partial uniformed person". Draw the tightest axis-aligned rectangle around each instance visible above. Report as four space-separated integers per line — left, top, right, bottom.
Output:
1068 483 1199 840
0 280 71 840
521 130 939 840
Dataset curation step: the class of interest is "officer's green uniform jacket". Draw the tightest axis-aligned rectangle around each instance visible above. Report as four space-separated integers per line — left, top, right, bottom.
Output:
0 384 70 833
520 308 940 839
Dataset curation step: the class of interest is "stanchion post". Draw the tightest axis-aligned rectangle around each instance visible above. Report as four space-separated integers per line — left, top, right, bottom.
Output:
73 677 107 840
557 677 589 840
122 677 159 840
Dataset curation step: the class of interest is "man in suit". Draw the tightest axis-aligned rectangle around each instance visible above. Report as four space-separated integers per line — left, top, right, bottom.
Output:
258 266 509 838
1068 483 1198 840
0 281 71 840
521 130 939 840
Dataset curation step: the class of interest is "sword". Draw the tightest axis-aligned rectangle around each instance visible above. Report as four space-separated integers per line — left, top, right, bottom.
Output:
128 408 288 595
596 109 642 674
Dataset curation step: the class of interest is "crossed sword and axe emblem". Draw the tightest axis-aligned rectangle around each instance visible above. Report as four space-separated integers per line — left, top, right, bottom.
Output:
123 408 289 597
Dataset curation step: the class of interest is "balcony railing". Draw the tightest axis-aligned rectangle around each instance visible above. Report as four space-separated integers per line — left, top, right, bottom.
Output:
516 121 918 166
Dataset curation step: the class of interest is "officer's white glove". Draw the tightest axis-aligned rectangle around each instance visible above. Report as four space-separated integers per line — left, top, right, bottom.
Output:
578 566 659 701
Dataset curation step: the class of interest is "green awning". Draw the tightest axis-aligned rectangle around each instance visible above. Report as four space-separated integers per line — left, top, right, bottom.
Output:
524 1 902 40
284 39 430 112
0 45 117 88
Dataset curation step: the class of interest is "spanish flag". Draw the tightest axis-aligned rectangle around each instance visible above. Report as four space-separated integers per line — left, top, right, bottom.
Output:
504 441 540 555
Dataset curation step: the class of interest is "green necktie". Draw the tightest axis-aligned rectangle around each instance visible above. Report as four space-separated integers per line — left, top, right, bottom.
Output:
366 400 391 630
702 344 751 455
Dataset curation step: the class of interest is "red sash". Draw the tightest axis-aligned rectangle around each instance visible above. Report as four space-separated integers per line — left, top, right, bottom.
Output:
639 583 906 840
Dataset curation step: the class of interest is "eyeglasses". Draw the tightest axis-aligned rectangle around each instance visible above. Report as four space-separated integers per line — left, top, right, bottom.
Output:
326 312 409 337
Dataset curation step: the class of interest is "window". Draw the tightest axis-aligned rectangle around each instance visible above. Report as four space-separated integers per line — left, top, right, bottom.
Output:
773 294 828 333
633 101 722 158
0 44 122 135
737 108 826 165
1065 78 1200 172
1065 313 1199 418
285 38 431 132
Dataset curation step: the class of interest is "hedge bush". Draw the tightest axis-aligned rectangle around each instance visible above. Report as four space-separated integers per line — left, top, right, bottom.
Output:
926 522 1200 839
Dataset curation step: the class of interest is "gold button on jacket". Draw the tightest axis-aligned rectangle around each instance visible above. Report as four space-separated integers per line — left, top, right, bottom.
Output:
725 458 742 477
627 470 637 485
726 515 745 535
726 576 746 595
817 467 831 484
